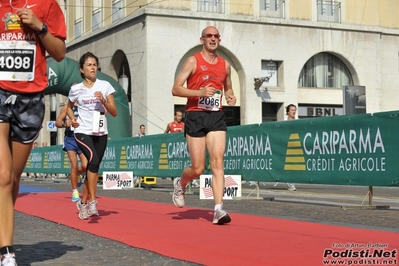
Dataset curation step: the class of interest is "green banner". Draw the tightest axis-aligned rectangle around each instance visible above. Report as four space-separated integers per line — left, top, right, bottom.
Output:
26 111 399 187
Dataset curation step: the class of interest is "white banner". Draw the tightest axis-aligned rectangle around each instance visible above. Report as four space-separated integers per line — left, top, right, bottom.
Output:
103 171 134 190
199 175 241 200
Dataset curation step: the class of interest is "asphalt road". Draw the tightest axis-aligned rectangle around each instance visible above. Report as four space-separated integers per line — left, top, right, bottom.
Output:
13 177 399 265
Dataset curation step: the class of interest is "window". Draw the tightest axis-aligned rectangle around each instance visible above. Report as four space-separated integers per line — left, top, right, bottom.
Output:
261 60 278 87
259 0 285 18
298 53 353 88
262 103 281 122
223 107 240 126
317 0 341 23
92 0 102 31
112 0 124 22
197 0 224 14
262 0 277 11
74 0 83 38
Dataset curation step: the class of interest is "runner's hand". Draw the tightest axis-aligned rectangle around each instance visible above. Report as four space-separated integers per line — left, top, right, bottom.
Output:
226 95 236 106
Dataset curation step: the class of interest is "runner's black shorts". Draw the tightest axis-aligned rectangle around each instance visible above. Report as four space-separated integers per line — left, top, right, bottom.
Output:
74 133 107 173
0 88 44 143
184 111 227 138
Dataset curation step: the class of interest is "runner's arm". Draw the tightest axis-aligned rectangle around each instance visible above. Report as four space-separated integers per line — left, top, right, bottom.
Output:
172 56 203 98
224 61 236 106
164 123 171 134
55 105 68 128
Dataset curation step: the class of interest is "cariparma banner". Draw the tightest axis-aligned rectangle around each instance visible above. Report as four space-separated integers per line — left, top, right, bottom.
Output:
25 111 399 187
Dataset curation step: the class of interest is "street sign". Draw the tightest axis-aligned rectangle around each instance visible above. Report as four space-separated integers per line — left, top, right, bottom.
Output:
47 121 57 132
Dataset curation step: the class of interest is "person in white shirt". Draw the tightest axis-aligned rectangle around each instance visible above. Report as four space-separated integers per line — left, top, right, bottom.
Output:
275 104 297 191
66 52 117 220
137 124 146 137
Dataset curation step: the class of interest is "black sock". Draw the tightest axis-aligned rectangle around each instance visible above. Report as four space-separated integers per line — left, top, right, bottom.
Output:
0 246 13 255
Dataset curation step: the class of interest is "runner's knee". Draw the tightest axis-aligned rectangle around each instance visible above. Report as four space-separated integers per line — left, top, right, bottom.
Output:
191 165 205 176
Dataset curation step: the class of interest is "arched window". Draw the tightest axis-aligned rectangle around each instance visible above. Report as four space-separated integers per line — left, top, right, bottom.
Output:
298 53 353 88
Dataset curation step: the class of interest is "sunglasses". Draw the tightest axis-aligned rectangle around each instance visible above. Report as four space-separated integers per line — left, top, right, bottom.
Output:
202 34 221 39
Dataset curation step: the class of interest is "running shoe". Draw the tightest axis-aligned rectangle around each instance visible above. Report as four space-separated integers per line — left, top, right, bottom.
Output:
76 200 83 211
87 200 99 216
78 203 90 220
1 253 17 266
212 209 232 225
71 190 80 202
172 178 185 208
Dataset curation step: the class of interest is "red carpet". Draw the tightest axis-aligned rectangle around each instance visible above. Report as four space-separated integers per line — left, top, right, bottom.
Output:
15 193 399 266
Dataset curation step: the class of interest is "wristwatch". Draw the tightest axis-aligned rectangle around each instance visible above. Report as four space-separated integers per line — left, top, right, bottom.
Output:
37 23 48 35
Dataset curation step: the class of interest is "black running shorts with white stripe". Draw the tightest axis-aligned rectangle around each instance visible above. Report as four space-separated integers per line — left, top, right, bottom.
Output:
0 88 45 144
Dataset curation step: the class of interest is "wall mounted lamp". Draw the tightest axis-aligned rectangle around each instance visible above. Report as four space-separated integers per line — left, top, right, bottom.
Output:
254 59 275 90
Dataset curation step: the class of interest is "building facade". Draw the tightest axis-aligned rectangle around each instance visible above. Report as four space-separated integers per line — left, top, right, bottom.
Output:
42 0 399 143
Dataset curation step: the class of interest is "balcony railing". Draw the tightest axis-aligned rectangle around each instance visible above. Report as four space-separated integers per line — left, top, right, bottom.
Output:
197 0 225 14
317 0 341 23
259 0 285 19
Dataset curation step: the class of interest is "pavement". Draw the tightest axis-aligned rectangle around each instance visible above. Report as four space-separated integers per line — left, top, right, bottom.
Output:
13 176 399 265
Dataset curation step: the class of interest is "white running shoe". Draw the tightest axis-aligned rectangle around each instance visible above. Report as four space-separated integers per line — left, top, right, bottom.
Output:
172 178 185 208
1 252 17 266
78 203 90 220
76 200 83 211
87 200 99 216
212 209 231 225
